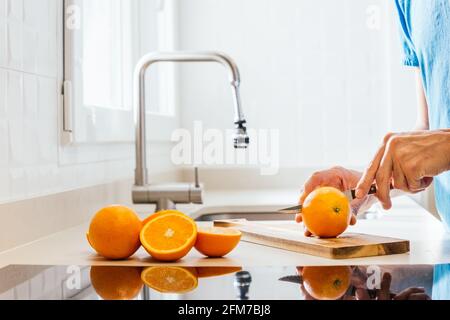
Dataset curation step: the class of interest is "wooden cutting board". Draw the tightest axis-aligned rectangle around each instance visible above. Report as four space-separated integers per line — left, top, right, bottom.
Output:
214 219 410 259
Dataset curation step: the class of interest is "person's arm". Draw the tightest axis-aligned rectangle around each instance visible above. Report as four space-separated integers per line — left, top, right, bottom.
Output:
355 70 450 208
414 68 430 131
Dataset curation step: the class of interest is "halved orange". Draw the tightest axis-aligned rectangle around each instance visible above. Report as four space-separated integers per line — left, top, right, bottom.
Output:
142 210 186 227
141 266 198 294
196 266 243 278
140 212 197 261
195 227 242 258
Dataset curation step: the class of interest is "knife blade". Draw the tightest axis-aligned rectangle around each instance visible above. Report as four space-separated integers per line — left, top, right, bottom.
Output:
279 184 381 214
278 275 303 285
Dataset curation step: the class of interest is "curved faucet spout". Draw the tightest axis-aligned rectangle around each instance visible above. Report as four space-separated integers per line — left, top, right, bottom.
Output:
133 51 249 187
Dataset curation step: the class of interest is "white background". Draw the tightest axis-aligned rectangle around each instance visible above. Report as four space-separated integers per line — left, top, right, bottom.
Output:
0 0 420 204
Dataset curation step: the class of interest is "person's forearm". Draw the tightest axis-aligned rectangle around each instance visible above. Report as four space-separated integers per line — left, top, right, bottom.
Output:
442 131 450 170
414 68 430 131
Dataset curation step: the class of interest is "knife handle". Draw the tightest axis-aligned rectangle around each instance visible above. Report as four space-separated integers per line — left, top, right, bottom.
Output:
350 184 393 199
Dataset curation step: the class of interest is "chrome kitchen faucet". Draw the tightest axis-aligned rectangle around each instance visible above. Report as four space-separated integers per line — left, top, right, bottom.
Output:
132 52 250 211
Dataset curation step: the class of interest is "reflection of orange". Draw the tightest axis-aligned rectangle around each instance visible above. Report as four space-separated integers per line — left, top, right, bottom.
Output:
142 210 186 227
301 187 351 238
87 206 142 260
196 267 242 278
90 266 143 300
141 267 198 294
195 227 242 258
140 212 197 261
302 266 352 300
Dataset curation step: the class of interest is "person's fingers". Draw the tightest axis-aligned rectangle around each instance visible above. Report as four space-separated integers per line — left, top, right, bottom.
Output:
392 161 409 192
350 214 357 225
421 177 434 189
408 293 431 300
406 173 426 192
355 147 386 199
393 287 426 300
299 285 315 300
377 272 392 300
303 226 312 237
350 267 368 288
350 197 369 216
375 153 394 210
299 179 319 205
407 175 433 193
355 288 371 300
295 214 302 223
299 169 345 205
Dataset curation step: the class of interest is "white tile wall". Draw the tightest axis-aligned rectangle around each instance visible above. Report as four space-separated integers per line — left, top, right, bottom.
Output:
178 0 417 169
0 0 177 204
0 1 7 68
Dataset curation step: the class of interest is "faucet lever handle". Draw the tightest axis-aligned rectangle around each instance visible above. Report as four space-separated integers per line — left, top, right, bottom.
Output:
194 167 200 188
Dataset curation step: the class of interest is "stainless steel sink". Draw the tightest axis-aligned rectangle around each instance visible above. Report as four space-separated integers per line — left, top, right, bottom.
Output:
194 209 383 222
195 212 294 222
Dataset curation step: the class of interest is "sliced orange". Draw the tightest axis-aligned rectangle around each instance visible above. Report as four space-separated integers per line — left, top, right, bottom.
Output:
90 266 143 300
142 210 186 227
195 227 242 258
141 266 198 294
196 266 243 278
140 212 197 261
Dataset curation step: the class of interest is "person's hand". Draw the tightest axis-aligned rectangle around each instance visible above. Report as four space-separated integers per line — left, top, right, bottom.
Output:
393 287 430 300
296 267 430 300
296 167 375 237
356 131 450 210
353 272 430 300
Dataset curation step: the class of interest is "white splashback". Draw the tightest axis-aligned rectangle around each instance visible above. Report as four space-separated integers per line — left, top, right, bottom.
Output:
0 0 177 204
177 0 417 168
0 0 426 209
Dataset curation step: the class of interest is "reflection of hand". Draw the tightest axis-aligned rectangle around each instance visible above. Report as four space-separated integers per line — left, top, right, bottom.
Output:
353 272 430 300
354 272 393 300
393 288 430 300
296 267 431 301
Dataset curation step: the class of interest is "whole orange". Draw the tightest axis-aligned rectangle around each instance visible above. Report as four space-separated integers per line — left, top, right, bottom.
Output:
87 205 142 260
90 266 143 300
302 266 352 300
301 187 351 238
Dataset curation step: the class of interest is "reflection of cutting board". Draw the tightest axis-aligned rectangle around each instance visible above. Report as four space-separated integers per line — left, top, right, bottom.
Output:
214 220 410 259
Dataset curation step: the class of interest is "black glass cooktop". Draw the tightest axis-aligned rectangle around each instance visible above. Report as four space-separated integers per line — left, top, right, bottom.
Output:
0 264 449 300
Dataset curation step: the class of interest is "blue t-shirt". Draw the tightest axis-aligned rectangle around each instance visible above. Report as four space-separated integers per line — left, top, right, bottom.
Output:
395 0 450 229
433 264 450 300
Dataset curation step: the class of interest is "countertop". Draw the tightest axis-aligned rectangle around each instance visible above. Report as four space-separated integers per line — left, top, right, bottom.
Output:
1 189 449 269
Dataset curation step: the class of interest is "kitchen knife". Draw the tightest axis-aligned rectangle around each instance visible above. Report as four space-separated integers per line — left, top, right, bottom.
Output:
278 184 382 214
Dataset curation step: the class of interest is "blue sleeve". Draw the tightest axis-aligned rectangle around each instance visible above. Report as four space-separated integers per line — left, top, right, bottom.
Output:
394 0 419 67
